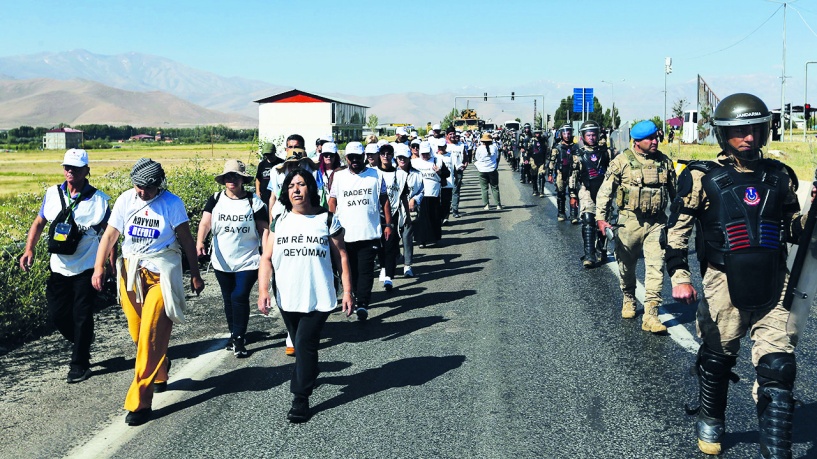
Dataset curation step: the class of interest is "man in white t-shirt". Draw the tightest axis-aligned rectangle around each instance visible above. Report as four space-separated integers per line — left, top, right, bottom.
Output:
328 142 393 320
445 126 469 218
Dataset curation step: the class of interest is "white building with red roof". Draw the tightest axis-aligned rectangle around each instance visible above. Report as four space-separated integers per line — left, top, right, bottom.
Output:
42 127 83 150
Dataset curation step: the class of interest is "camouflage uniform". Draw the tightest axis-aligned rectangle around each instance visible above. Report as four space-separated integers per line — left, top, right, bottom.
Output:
518 129 533 184
576 142 611 266
596 147 676 328
550 139 579 221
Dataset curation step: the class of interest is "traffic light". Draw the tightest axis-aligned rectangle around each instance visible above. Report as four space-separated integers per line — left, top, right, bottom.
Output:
484 92 487 101
806 103 812 120
785 103 791 112
511 92 515 101
546 114 551 124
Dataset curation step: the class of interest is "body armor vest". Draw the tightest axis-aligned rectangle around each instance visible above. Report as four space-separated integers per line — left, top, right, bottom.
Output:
697 162 789 310
555 142 576 174
580 146 608 199
615 149 670 215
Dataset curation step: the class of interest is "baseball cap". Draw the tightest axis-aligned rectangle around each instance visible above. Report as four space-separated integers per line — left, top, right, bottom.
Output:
62 148 88 167
394 144 411 158
364 143 380 154
432 124 441 131
345 141 365 155
396 127 408 136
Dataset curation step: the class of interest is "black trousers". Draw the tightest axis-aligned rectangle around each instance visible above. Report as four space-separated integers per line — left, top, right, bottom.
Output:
279 309 330 398
45 268 97 368
346 239 380 306
379 225 401 279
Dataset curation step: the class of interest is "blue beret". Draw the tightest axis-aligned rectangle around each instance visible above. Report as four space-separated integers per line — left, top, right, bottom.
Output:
631 120 658 140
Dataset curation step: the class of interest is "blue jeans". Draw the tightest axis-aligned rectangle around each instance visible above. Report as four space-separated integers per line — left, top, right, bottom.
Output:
451 169 464 213
214 269 259 338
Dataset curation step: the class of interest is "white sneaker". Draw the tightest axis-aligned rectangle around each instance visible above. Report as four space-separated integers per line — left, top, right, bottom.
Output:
378 268 386 282
404 266 414 277
484 204 490 210
496 205 502 210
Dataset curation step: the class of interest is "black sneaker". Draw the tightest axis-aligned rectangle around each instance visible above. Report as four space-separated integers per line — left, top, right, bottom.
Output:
225 337 235 351
154 358 171 393
125 408 152 426
67 365 91 384
233 336 249 358
355 306 369 321
287 397 310 423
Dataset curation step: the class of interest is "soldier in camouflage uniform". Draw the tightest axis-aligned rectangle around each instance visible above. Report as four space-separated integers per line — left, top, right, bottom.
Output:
575 120 611 267
549 124 579 221
665 93 809 458
596 120 676 332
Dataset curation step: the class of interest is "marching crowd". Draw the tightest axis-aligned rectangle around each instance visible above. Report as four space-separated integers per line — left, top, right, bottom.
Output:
17 92 815 458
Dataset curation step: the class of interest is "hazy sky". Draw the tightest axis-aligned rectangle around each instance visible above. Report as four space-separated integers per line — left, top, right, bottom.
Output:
4 0 817 118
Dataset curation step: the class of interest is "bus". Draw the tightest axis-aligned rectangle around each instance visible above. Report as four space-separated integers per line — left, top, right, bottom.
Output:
504 120 521 131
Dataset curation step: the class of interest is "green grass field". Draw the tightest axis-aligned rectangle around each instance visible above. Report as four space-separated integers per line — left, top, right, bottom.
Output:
0 143 260 197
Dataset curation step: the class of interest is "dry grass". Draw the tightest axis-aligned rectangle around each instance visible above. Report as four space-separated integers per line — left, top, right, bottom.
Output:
0 143 260 197
662 139 817 181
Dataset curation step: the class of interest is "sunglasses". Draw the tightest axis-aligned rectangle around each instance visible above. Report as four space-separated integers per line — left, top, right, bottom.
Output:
63 165 84 172
380 152 393 156
223 172 243 181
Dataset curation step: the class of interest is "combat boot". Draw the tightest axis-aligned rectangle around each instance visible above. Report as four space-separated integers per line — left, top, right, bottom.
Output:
556 194 566 222
581 214 597 268
569 200 580 224
692 345 738 456
641 301 667 333
621 292 636 319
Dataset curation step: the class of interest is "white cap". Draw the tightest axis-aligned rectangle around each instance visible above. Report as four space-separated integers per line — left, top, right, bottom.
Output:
364 143 380 154
419 141 432 154
432 124 441 131
321 134 334 142
394 144 411 158
62 148 88 167
322 142 338 154
376 139 389 147
410 130 419 138
396 127 408 136
345 141 365 155
435 138 447 148
410 139 421 146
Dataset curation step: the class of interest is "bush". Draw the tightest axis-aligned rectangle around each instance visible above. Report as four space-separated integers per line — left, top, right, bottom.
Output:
0 157 229 348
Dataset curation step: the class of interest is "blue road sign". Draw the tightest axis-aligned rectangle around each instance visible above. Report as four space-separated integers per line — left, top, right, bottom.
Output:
584 88 594 113
573 88 583 112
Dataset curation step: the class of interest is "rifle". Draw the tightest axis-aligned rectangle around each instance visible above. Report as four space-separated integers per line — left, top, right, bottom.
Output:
783 172 817 337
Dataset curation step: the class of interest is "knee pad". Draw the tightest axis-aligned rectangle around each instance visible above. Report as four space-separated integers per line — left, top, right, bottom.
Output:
756 352 796 390
698 344 738 378
582 213 596 225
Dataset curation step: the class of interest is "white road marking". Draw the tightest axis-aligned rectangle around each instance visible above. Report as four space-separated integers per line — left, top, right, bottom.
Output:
64 335 231 459
538 180 699 354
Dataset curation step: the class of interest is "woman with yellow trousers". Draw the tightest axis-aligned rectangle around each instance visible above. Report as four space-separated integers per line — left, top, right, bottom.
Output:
92 158 204 426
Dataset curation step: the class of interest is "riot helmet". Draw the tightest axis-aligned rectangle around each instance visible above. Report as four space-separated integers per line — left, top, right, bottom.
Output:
523 123 532 134
712 93 771 161
559 123 574 143
579 120 601 147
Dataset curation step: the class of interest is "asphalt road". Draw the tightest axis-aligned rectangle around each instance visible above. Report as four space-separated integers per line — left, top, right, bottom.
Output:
1 160 816 458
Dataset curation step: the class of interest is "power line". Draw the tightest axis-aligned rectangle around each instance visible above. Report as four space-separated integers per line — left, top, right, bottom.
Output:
791 5 817 39
680 4 782 60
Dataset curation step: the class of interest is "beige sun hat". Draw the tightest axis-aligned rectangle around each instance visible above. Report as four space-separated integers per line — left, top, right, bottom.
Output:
215 159 252 185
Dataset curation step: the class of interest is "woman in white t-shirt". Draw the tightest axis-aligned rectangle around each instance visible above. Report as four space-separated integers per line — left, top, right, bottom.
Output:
196 160 268 358
92 158 205 427
410 141 444 245
258 169 352 423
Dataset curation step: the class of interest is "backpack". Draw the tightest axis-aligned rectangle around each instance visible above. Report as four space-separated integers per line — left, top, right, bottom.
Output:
47 183 97 255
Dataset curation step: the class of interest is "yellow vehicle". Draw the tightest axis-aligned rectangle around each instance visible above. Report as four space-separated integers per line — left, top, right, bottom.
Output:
453 109 482 131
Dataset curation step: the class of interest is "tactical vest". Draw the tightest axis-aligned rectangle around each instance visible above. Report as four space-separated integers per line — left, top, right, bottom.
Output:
696 162 789 310
615 149 670 215
554 143 575 173
580 146 608 198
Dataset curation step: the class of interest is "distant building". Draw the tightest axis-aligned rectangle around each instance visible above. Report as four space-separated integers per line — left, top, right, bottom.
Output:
129 134 154 141
42 128 83 150
255 89 368 155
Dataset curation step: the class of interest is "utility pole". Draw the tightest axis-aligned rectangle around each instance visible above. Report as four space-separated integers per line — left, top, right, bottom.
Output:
533 100 538 130
665 57 672 136
781 1 788 141
805 61 817 142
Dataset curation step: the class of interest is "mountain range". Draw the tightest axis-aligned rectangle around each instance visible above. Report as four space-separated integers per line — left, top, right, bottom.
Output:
0 49 776 130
